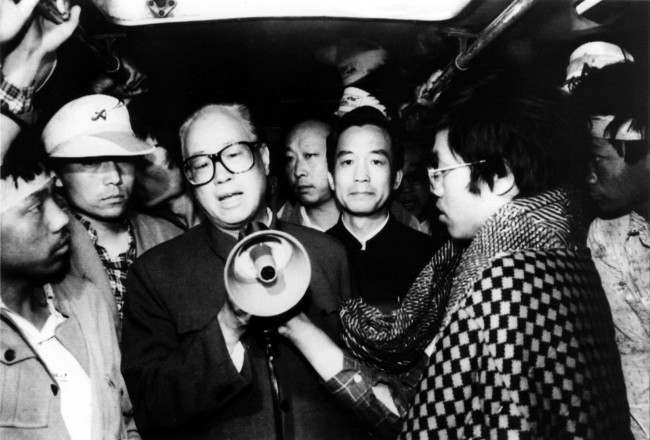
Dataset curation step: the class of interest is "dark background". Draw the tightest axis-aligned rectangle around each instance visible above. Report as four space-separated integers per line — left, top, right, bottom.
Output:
36 0 649 145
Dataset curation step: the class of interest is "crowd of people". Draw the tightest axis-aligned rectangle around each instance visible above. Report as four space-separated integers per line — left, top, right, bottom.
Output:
1 2 648 440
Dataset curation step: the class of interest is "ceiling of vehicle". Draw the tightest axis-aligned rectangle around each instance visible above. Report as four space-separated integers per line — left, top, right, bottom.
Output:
38 0 648 141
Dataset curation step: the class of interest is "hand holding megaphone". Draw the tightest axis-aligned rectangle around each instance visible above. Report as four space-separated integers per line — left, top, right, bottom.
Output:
217 296 251 354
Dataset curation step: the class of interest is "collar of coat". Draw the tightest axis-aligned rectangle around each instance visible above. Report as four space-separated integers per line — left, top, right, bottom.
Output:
442 186 588 328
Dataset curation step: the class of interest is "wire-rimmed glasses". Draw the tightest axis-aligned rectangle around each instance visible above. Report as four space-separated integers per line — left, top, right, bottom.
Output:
426 160 486 187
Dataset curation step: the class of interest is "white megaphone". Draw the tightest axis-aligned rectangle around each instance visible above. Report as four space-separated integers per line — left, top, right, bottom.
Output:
224 229 311 317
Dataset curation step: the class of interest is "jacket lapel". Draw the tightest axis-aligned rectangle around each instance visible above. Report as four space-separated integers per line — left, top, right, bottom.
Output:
52 285 91 375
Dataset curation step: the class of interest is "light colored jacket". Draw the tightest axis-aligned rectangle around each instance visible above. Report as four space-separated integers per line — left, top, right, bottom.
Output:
0 274 139 440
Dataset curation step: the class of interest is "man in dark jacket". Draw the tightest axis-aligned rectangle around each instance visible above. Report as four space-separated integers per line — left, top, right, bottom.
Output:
326 106 433 312
121 103 367 439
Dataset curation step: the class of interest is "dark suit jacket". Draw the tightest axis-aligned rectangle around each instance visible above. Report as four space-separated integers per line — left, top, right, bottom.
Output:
121 219 369 440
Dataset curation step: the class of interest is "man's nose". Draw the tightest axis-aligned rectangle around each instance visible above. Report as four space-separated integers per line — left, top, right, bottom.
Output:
353 161 369 182
430 180 443 197
293 157 307 179
102 160 123 184
586 165 598 184
45 197 69 233
213 160 233 184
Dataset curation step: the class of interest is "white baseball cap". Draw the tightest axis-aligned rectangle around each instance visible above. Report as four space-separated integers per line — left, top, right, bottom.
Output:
42 94 154 158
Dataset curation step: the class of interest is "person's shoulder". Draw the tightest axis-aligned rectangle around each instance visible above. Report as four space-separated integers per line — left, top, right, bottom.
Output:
55 271 114 317
391 216 430 240
475 247 597 296
389 217 433 252
279 220 347 258
131 211 184 236
134 223 207 267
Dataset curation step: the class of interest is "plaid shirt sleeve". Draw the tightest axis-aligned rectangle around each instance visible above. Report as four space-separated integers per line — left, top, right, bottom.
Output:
323 355 407 439
0 72 35 115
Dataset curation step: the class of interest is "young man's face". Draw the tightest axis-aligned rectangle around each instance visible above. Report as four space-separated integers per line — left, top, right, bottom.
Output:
329 124 400 218
57 158 136 221
430 129 502 240
587 138 649 218
183 110 269 231
1 179 70 280
284 122 332 207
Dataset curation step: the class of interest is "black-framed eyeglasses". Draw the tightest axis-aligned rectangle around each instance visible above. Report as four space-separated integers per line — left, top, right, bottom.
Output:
183 141 262 186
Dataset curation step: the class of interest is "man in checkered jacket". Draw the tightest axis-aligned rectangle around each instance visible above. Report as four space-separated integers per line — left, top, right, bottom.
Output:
280 72 632 439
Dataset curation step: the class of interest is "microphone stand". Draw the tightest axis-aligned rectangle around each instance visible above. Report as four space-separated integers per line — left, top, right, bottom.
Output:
262 328 285 440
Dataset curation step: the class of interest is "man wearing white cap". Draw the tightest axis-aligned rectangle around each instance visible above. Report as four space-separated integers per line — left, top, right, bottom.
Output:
42 94 182 327
572 62 649 440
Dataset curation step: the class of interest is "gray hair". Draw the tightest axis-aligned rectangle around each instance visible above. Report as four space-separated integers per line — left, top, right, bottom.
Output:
179 103 258 157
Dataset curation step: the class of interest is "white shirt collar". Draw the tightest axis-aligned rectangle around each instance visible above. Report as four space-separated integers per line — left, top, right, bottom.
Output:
341 214 390 251
0 284 64 343
299 205 326 232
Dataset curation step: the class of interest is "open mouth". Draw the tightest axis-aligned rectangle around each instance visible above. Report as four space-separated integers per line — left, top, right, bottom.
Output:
218 191 243 202
53 234 71 255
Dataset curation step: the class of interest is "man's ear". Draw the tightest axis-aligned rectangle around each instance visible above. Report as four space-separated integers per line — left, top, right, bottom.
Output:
392 169 403 191
260 143 271 176
492 164 518 197
327 172 335 191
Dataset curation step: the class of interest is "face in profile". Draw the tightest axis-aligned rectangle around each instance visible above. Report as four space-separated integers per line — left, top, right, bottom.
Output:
587 137 649 218
330 124 400 218
1 178 71 280
57 158 136 221
284 121 332 207
183 109 269 231
430 129 504 240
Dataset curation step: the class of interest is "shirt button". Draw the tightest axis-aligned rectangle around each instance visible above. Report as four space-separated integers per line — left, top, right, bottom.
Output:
4 349 15 361
353 373 362 383
51 384 59 396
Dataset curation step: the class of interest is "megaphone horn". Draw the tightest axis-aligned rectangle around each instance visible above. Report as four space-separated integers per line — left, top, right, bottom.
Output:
224 230 311 317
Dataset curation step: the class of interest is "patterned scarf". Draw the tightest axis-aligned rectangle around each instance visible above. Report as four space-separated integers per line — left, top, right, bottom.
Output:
340 187 589 373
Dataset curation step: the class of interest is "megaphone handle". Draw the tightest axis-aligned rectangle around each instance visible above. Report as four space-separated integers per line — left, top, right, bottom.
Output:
264 332 285 440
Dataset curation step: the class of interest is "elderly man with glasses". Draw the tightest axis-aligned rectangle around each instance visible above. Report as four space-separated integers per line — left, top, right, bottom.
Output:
279 72 631 439
121 104 369 440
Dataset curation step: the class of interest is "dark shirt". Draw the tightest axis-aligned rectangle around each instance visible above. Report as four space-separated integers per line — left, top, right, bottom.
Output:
328 215 433 313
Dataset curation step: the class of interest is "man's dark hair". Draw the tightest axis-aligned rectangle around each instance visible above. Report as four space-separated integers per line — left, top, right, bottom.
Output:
129 96 183 167
326 106 403 179
1 131 49 184
432 70 591 196
571 62 648 164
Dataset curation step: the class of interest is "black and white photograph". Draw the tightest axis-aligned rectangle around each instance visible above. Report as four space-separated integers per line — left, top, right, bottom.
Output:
0 0 648 439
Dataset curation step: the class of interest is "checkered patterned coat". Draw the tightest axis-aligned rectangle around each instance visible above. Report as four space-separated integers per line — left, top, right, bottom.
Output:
402 189 631 439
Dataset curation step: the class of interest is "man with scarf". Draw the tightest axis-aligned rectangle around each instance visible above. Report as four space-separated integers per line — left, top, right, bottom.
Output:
280 71 632 439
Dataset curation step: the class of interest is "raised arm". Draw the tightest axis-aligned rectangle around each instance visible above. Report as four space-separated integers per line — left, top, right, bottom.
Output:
1 5 79 161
